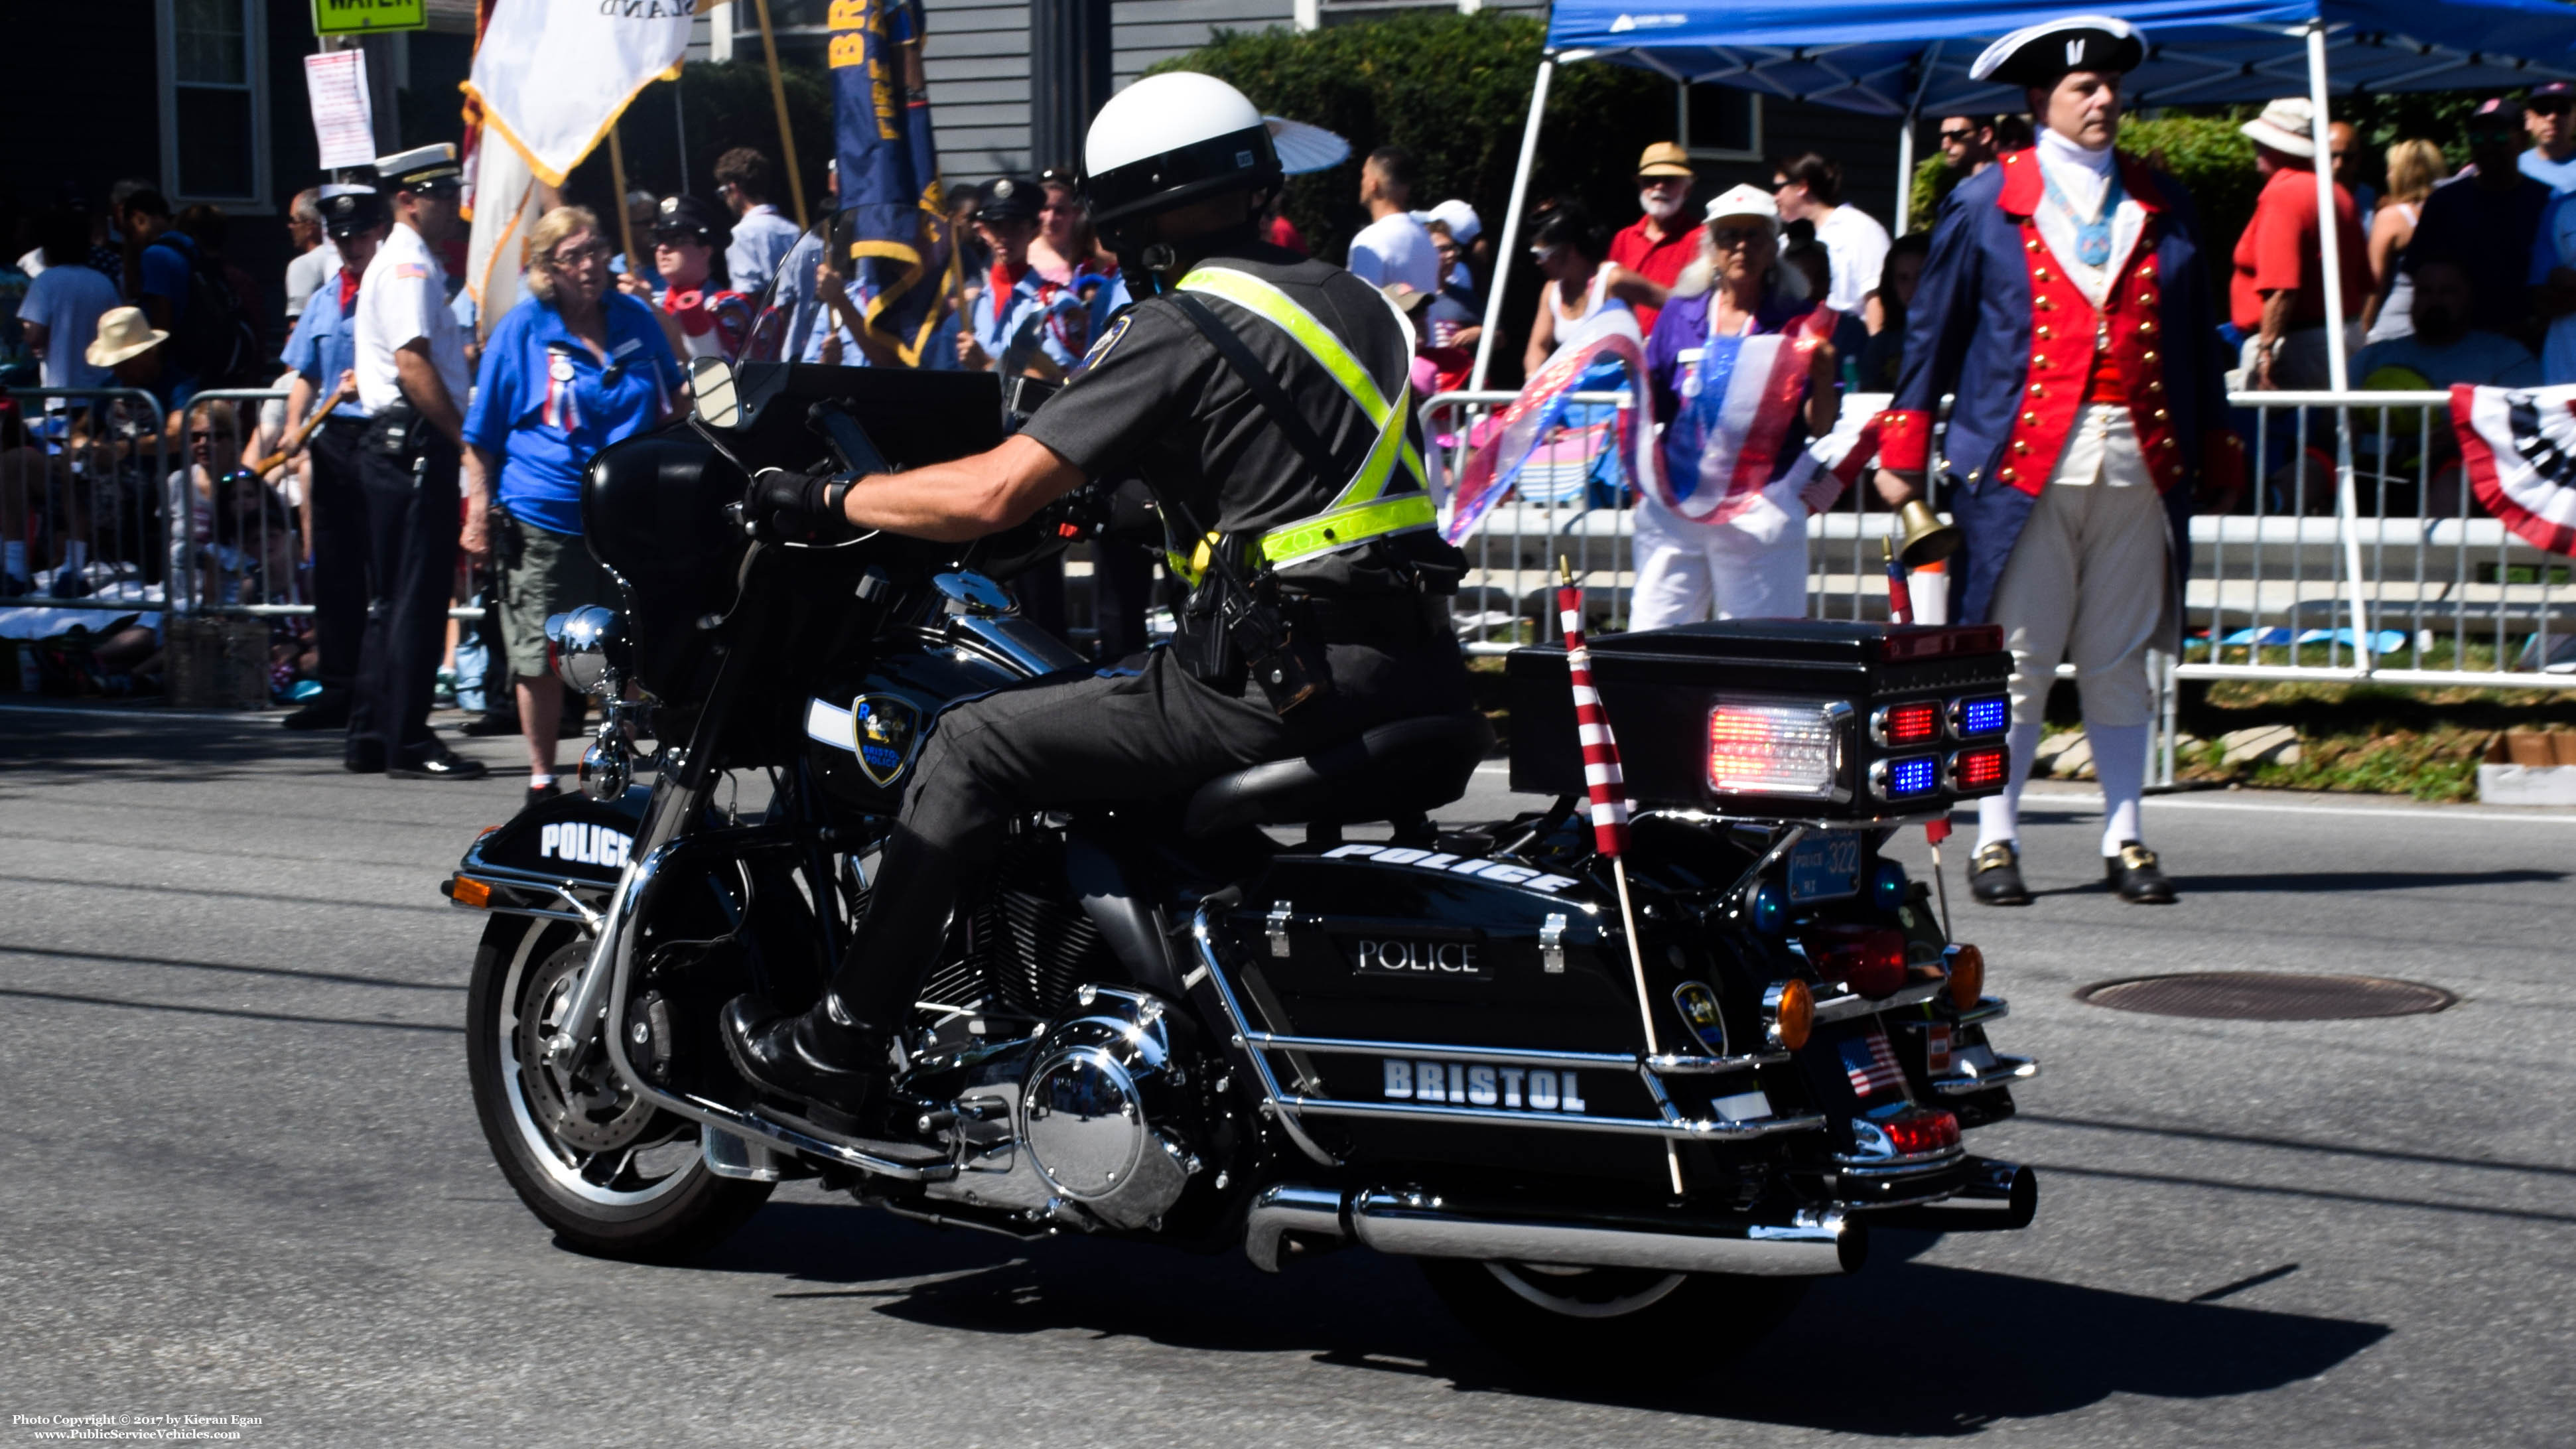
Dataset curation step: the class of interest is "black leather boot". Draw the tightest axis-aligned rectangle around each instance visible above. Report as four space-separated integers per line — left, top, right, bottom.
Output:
1970 840 2033 906
720 991 890 1123
2104 841 2178 904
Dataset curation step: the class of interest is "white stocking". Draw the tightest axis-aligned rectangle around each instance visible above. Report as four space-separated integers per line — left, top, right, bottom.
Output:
2089 719 2149 855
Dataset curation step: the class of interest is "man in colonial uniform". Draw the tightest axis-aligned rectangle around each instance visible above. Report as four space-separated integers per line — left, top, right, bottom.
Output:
1875 15 2244 905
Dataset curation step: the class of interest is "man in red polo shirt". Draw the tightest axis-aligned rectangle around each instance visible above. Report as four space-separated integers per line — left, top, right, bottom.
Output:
2232 96 2370 389
1606 142 1702 337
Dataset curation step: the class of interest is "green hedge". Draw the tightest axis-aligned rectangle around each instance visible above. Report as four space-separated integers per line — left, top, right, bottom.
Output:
1909 115 2262 249
1145 13 1672 277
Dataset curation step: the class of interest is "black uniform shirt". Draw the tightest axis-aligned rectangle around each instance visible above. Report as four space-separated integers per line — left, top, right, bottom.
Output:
1019 240 1460 596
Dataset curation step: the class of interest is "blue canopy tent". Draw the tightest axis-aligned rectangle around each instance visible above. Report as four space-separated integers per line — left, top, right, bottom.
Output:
1466 0 2576 664
1471 0 2576 388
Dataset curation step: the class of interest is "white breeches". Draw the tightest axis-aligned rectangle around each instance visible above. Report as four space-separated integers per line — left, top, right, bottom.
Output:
1988 404 2170 729
1629 490 1810 630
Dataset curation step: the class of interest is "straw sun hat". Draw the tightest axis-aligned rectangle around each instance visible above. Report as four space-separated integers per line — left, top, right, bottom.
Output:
84 307 168 369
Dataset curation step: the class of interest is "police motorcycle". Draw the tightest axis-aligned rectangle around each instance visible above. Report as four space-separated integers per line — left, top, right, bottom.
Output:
446 347 2042 1369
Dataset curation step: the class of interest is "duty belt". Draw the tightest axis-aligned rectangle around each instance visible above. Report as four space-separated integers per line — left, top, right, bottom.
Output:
1166 267 1437 580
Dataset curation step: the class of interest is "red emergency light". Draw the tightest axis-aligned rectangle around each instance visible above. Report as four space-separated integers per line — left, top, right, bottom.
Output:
1871 701 1942 748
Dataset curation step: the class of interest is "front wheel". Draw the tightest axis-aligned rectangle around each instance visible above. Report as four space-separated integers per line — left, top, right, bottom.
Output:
466 915 772 1261
1418 1259 1810 1375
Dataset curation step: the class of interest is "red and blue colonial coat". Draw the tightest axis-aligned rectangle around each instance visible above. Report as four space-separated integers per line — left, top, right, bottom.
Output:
1881 146 2244 626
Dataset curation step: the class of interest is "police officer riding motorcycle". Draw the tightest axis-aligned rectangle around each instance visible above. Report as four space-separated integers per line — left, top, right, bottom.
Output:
452 73 2043 1372
718 70 1472 1126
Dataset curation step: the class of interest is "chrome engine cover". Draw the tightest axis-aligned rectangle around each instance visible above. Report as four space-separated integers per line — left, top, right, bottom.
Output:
1020 986 1195 1229
914 985 1199 1231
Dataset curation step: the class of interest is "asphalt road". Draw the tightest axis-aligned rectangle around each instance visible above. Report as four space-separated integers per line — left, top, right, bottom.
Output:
3 702 2572 1448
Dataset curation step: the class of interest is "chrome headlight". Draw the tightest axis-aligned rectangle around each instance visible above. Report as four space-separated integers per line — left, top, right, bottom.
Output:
545 605 625 695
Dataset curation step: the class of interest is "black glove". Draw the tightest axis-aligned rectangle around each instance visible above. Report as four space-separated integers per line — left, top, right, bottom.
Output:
749 467 854 543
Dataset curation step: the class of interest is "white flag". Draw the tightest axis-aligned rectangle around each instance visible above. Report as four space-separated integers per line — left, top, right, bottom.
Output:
464 137 537 340
463 0 695 188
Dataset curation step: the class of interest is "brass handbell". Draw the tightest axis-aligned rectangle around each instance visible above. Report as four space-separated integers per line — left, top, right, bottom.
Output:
1893 498 1963 568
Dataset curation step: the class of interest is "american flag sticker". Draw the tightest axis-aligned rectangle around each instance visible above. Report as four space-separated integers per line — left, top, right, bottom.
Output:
1841 1028 1907 1099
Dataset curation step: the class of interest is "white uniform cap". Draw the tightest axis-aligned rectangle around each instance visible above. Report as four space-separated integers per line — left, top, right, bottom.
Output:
1702 184 1780 234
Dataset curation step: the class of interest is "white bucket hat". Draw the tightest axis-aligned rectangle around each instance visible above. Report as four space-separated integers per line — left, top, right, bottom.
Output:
2241 96 2321 158
1702 183 1781 235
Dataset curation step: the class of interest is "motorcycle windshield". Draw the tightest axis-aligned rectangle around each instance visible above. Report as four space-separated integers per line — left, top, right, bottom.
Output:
731 219 829 365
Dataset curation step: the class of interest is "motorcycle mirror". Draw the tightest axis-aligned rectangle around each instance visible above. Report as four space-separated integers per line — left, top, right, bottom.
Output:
689 356 744 430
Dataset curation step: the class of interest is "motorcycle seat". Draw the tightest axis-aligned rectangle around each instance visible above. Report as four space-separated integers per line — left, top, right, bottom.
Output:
1182 711 1495 838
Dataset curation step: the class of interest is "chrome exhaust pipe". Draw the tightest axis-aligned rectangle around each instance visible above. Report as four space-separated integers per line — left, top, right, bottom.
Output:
1873 1158 2039 1232
1243 1184 1864 1276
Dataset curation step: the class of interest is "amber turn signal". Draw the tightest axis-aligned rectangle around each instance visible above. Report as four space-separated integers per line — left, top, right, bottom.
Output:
450 876 493 909
1946 943 1985 1009
1763 979 1814 1051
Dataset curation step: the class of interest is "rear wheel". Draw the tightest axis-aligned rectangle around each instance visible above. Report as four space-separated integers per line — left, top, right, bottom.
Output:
466 914 772 1261
1418 1259 1810 1375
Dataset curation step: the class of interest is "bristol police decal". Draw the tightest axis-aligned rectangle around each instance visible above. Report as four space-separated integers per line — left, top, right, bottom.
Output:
850 695 922 788
1384 1060 1587 1113
539 821 632 869
805 693 926 788
1672 980 1729 1054
1320 843 1582 894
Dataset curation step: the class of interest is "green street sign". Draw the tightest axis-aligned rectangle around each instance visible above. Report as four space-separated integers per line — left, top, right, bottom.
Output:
313 0 426 36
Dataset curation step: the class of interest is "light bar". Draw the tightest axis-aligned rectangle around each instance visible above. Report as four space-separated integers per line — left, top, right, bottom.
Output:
1871 701 1941 748
1950 694 2010 738
1706 700 1843 799
1949 746 2009 792
1870 754 1941 801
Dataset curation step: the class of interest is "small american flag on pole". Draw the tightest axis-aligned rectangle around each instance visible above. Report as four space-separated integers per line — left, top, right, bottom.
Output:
1556 573 1630 858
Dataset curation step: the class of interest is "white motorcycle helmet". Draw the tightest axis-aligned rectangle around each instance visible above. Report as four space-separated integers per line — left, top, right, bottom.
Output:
1083 71 1282 241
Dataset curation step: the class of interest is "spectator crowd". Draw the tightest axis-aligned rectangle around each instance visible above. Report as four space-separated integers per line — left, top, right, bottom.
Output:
12 74 2576 708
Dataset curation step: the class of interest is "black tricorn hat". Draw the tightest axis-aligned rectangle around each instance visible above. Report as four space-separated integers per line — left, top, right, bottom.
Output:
1970 14 2147 88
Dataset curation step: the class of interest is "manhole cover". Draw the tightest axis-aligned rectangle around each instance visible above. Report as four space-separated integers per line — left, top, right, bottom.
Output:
2076 972 2456 1021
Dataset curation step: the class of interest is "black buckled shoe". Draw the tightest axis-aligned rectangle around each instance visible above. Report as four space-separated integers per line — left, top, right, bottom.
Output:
1970 841 2033 906
2105 841 2178 904
458 712 521 738
388 743 490 781
720 993 889 1125
343 741 385 774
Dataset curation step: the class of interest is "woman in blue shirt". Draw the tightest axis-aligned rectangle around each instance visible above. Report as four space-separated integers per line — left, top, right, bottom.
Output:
460 206 683 805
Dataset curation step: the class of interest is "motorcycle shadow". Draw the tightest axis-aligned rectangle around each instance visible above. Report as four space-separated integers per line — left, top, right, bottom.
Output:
695 1199 2388 1432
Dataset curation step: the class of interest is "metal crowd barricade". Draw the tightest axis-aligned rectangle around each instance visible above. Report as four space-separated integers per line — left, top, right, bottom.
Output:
1420 385 2576 787
3 386 183 614
5 383 496 705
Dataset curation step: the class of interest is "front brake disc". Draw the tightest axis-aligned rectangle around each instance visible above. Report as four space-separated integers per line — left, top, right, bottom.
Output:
516 944 660 1155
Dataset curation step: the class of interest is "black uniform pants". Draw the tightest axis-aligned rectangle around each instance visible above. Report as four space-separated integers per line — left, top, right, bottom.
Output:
306 416 372 699
831 632 1471 1025
1089 540 1155 663
346 429 460 764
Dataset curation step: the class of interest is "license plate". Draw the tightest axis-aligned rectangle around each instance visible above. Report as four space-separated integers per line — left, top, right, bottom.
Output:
1787 831 1863 903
